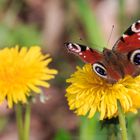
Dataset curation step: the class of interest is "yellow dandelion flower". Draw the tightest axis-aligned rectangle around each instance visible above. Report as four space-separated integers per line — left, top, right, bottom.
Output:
0 46 57 108
66 64 140 120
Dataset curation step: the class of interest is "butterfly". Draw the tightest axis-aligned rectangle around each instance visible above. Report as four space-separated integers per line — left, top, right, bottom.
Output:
65 20 140 83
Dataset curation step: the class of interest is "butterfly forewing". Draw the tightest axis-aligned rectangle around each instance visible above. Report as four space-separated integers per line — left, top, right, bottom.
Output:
65 43 103 63
113 20 140 52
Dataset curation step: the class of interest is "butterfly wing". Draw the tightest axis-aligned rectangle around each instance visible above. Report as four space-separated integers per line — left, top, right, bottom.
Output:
65 43 103 63
113 20 140 52
65 20 140 82
113 20 140 77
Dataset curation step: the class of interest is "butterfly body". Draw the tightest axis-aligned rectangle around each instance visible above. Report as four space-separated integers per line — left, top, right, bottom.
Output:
65 20 140 83
102 48 137 82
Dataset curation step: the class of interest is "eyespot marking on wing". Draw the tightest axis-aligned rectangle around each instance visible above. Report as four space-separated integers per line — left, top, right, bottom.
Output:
113 20 140 52
66 43 82 53
131 21 140 33
65 42 103 64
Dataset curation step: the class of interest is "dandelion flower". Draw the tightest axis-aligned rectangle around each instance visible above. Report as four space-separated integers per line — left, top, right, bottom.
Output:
0 46 57 108
66 64 140 120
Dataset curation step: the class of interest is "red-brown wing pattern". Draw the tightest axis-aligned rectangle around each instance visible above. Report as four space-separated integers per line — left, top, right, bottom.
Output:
113 20 140 53
65 20 140 82
65 43 103 63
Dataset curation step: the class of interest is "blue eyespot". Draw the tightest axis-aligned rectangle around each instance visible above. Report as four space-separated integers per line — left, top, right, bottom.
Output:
92 63 107 78
130 49 140 65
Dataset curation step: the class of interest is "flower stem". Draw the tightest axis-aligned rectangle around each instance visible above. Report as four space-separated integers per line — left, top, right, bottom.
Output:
24 103 31 140
80 117 97 140
16 103 23 140
110 124 116 140
117 101 128 140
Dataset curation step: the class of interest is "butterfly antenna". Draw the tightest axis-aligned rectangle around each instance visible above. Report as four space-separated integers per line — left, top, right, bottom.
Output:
107 25 114 47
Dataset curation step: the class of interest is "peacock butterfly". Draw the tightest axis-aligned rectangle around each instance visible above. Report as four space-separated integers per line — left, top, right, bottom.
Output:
65 20 140 83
